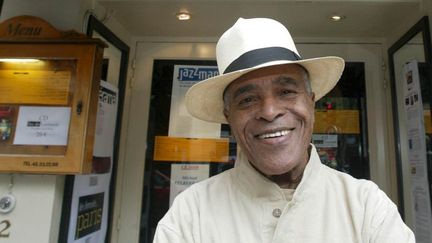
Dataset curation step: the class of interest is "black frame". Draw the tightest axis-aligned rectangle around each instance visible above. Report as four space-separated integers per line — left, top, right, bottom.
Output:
59 14 129 243
139 60 225 242
388 16 432 219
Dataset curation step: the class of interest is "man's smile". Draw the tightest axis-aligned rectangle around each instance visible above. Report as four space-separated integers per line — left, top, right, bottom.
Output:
255 128 294 139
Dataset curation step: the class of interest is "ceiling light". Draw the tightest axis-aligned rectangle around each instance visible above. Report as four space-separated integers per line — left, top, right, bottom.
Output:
330 15 345 22
176 12 191 21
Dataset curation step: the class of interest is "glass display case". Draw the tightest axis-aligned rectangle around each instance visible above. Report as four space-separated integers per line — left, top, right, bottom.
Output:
0 16 105 174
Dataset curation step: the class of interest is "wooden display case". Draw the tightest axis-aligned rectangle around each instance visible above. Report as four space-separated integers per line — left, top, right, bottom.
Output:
0 16 106 174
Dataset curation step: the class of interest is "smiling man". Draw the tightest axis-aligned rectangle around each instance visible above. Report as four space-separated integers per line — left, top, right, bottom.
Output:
153 18 415 243
222 64 314 189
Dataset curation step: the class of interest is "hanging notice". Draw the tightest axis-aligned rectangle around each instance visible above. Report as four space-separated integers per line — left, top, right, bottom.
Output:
66 81 118 243
169 65 220 138
13 106 71 145
403 60 432 242
169 164 210 206
312 134 338 169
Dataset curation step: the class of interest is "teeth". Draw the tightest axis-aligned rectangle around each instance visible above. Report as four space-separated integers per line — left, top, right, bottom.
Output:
258 130 290 139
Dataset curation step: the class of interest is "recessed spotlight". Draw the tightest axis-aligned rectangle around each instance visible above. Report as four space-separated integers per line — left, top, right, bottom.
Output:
330 15 345 22
176 12 191 21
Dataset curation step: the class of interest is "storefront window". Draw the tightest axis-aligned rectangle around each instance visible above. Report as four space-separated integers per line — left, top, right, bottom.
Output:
139 60 369 242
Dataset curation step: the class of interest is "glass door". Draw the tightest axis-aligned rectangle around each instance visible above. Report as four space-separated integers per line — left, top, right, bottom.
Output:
139 60 370 242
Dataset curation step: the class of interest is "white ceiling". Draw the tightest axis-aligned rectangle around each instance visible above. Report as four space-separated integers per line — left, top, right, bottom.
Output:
97 0 425 39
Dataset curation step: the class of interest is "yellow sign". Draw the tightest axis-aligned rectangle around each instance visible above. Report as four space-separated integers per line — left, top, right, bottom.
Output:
424 110 431 134
154 136 229 163
314 110 360 134
0 69 71 105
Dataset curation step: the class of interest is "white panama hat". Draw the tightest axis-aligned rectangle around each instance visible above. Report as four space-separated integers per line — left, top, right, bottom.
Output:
185 17 345 124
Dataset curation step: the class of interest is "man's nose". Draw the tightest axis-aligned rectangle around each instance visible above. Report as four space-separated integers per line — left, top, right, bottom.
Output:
255 98 285 122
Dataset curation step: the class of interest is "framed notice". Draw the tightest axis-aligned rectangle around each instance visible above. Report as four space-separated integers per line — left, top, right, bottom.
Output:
402 61 432 240
61 81 119 243
141 60 236 242
388 16 432 231
169 164 210 206
59 14 130 243
0 16 106 174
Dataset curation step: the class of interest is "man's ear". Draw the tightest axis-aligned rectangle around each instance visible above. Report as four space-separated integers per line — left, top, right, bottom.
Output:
223 108 230 122
310 92 315 103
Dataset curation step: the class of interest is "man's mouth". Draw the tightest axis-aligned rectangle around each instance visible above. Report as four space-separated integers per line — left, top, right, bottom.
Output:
256 129 292 139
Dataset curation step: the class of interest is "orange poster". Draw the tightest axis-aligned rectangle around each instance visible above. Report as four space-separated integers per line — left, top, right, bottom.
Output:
424 110 432 134
314 110 360 134
153 136 229 163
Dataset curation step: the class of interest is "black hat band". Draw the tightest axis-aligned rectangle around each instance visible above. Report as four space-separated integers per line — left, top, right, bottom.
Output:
223 46 301 74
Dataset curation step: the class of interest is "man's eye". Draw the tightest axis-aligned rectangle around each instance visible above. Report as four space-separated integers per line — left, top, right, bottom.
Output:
281 89 296 96
239 97 253 104
238 96 255 106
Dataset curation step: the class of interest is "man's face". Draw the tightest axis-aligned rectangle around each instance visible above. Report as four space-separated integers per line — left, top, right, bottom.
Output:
223 64 315 176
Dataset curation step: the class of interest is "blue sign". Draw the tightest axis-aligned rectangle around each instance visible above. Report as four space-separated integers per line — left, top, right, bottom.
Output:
177 67 219 82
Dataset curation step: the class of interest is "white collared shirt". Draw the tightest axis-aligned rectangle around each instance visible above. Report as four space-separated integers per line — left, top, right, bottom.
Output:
153 145 415 243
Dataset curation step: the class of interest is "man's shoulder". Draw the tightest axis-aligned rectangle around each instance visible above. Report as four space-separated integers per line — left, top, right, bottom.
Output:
316 164 399 224
320 163 379 195
174 167 235 200
199 167 234 186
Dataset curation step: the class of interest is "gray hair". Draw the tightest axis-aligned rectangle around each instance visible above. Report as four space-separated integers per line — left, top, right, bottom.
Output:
300 65 312 94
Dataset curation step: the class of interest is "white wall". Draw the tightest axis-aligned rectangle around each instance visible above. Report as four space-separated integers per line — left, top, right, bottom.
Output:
0 1 133 243
1 0 82 30
0 175 64 242
424 0 432 38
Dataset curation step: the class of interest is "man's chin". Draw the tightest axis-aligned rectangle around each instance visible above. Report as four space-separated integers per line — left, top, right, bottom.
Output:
249 161 295 176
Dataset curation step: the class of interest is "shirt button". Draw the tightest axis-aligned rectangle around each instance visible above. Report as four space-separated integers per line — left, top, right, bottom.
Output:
272 208 282 218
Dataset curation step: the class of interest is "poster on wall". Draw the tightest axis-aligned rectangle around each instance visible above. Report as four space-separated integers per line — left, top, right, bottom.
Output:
169 164 210 206
66 81 118 243
312 134 338 169
402 60 432 243
168 65 220 138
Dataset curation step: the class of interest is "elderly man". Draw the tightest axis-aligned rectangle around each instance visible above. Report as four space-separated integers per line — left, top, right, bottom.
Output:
153 18 415 242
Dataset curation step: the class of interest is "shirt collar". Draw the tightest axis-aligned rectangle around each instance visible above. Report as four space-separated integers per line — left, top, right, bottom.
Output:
233 144 323 202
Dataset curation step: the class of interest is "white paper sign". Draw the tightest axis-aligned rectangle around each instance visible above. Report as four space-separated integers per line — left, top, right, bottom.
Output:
169 164 210 206
402 60 432 243
13 106 71 145
67 81 118 243
312 134 338 148
169 65 221 138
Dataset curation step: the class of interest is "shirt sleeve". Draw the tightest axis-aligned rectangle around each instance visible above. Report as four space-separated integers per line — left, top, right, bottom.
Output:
152 188 198 243
153 223 188 243
364 182 415 243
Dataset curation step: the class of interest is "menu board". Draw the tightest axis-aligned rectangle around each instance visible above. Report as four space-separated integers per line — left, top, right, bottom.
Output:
0 15 105 174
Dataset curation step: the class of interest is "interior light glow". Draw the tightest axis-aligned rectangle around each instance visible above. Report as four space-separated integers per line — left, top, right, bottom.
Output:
176 12 191 21
0 58 40 63
330 15 345 22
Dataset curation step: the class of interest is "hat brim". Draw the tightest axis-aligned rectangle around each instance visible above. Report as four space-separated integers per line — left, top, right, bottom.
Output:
185 56 345 124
